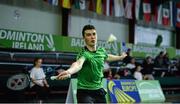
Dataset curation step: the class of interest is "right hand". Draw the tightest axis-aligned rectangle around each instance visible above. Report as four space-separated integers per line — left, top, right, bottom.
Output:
57 70 71 80
121 52 127 59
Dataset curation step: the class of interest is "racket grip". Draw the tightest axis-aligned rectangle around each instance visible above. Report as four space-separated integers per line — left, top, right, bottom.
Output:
50 76 58 80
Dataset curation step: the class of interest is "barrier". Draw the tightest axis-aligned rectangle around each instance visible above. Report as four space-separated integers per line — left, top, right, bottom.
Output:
66 78 165 103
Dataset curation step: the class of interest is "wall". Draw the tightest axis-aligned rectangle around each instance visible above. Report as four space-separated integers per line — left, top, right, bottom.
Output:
0 4 62 35
68 14 129 42
0 0 129 42
135 25 173 47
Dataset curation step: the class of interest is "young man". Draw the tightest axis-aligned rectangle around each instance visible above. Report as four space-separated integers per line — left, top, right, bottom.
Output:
57 25 127 103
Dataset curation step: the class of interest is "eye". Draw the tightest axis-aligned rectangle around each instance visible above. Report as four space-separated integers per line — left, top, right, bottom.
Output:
93 32 96 36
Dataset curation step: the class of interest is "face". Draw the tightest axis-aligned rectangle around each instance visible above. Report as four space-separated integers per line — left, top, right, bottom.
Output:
35 59 42 67
83 29 97 47
137 66 142 71
131 58 135 64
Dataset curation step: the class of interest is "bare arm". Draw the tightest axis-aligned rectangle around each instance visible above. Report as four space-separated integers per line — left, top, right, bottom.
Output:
106 52 127 62
43 79 49 87
57 57 85 80
31 78 44 87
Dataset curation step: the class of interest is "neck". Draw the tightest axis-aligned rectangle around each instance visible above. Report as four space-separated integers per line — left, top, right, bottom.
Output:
86 45 96 52
35 66 40 68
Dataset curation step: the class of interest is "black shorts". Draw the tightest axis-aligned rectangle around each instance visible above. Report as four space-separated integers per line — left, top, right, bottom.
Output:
77 88 107 103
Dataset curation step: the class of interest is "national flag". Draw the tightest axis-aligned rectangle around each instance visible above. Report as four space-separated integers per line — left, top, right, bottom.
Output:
74 0 80 9
176 2 180 28
125 0 133 19
169 1 173 27
96 0 103 14
73 0 86 10
88 0 95 11
157 4 162 25
62 0 71 9
135 0 141 20
138 0 143 20
162 2 170 26
114 0 125 17
109 0 114 16
102 0 107 15
143 0 151 23
79 0 86 10
52 0 58 6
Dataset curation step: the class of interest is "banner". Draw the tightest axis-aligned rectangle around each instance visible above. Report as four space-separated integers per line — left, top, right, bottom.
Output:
0 29 58 51
135 80 165 103
0 29 120 55
107 80 141 103
0 29 177 58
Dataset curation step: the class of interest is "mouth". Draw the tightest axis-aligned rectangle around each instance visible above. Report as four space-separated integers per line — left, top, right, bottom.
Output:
91 40 96 43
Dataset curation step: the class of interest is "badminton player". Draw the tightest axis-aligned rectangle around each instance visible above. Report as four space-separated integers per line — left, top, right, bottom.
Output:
57 25 127 103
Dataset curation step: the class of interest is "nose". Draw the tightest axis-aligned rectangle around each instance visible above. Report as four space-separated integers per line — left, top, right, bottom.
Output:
91 34 95 39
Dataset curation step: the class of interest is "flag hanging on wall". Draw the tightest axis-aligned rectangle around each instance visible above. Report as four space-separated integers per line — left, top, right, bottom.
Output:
143 0 151 23
114 0 125 17
135 0 141 20
96 0 103 14
125 0 133 19
176 2 180 28
62 0 71 9
162 1 170 26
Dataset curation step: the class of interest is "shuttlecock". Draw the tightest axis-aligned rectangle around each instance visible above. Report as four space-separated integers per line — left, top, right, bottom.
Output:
107 34 117 43
50 76 58 80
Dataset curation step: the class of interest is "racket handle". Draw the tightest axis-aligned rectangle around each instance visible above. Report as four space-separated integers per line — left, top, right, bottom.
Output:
50 76 58 80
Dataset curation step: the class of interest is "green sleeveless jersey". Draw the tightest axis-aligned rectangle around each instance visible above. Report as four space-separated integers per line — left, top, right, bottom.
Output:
77 47 108 90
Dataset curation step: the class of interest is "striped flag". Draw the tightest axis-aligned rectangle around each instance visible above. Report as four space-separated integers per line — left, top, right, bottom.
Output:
143 0 151 23
162 2 170 26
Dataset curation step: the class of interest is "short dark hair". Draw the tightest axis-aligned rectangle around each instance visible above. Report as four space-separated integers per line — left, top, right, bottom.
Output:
33 58 42 66
82 24 96 37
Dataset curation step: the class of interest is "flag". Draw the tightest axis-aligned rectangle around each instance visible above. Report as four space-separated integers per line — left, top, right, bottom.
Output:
143 0 151 23
157 4 162 25
169 1 173 27
102 0 107 15
74 0 80 9
162 1 170 26
73 0 86 10
153 0 158 23
103 0 110 16
135 0 141 20
88 0 95 11
52 0 58 6
176 2 180 28
62 0 71 9
109 0 114 16
125 0 133 19
96 0 102 14
138 0 143 20
114 0 125 17
79 0 86 10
